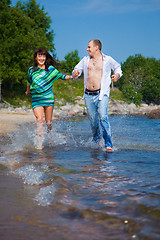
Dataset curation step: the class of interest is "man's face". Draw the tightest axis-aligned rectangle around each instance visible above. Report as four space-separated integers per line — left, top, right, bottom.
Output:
87 41 97 57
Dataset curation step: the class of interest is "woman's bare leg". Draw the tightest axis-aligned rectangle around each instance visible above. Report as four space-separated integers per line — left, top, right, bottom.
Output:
44 106 54 133
33 107 44 148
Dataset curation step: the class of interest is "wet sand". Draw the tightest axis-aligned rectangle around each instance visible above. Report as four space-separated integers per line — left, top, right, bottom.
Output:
0 110 35 134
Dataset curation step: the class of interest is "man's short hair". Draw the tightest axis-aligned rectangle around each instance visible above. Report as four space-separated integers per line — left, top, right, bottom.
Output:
90 39 102 51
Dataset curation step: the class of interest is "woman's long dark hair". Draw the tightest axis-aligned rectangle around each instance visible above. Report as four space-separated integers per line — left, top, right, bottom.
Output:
33 47 60 70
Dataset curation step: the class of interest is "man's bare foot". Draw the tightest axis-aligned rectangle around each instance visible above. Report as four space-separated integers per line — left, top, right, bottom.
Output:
106 147 114 152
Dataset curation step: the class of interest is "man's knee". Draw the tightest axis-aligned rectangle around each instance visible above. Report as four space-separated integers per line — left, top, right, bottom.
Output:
99 113 108 122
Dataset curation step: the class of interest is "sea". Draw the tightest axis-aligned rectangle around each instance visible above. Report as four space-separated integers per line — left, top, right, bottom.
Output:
0 115 160 240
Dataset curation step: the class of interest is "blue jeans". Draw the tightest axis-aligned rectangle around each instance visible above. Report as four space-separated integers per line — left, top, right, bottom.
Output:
85 94 113 148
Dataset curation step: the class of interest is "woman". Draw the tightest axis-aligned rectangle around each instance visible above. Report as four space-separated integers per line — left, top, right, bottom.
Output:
26 47 73 148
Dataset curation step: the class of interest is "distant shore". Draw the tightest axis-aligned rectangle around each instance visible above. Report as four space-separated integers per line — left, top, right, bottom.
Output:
0 99 159 134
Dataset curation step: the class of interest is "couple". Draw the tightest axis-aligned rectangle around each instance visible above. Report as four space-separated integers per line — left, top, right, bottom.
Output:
26 39 122 151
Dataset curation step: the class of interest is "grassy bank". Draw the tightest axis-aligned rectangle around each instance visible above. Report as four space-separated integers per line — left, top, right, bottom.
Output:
1 78 126 108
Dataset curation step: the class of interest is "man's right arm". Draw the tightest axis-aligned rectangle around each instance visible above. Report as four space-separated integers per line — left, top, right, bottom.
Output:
72 57 85 78
72 70 81 78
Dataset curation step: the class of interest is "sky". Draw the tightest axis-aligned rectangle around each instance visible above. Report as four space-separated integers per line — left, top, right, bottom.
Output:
11 0 160 63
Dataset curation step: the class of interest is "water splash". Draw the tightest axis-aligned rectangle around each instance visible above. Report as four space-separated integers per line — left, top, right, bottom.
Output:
34 184 56 206
12 164 51 185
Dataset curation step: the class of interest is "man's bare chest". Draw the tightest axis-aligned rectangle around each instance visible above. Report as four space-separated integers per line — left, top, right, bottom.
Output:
88 59 103 73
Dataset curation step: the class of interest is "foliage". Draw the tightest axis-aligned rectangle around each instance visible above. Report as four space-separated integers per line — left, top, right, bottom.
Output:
0 0 55 92
110 88 126 101
53 78 84 106
0 0 11 9
54 50 82 105
116 54 160 105
16 0 54 52
0 1 160 106
2 89 32 107
58 50 80 74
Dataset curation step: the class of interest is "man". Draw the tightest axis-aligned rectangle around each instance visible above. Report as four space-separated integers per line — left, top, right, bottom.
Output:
72 39 122 152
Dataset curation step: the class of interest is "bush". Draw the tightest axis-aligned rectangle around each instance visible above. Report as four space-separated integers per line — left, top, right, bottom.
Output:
117 54 160 104
53 78 84 106
122 83 143 105
110 88 125 101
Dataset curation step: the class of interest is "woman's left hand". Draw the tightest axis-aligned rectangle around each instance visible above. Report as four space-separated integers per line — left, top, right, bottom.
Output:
66 75 74 80
25 90 30 96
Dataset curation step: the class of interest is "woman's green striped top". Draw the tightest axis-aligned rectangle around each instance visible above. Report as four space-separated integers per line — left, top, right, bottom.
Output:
27 65 66 94
27 65 67 109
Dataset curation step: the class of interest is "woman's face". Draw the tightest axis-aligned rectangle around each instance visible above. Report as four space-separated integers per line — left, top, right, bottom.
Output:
36 53 46 69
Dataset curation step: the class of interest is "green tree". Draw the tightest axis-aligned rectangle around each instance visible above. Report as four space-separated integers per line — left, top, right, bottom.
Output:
0 0 11 9
53 50 82 105
117 54 160 104
0 0 55 95
59 50 80 74
0 0 11 101
16 0 55 54
142 58 160 104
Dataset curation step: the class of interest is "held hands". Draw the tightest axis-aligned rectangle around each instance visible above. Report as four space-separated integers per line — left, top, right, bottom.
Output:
66 75 74 80
111 73 120 82
72 70 80 78
66 70 80 80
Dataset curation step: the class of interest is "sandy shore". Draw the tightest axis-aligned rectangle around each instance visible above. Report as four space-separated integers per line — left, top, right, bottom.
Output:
0 100 159 135
0 109 63 135
0 110 35 134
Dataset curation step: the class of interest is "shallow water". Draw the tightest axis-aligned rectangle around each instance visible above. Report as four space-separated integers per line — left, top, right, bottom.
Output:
0 115 160 240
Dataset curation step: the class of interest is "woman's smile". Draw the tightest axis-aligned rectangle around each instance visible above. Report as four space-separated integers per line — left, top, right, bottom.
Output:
36 53 46 69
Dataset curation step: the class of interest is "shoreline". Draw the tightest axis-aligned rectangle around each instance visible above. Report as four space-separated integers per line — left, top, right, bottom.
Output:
0 99 159 135
0 110 35 135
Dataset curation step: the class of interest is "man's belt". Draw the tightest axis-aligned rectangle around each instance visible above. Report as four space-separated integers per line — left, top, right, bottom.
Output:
85 89 100 95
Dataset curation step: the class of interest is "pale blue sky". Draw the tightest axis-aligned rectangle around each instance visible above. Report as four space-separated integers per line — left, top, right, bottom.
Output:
11 0 160 63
